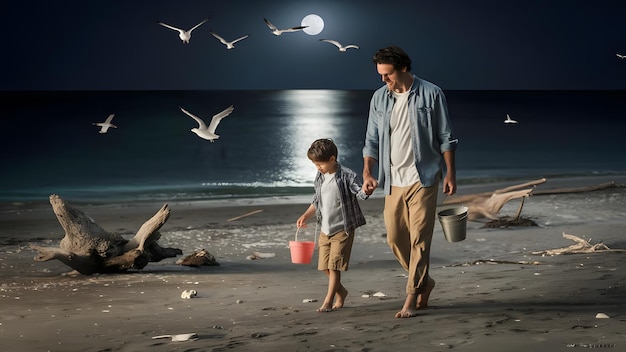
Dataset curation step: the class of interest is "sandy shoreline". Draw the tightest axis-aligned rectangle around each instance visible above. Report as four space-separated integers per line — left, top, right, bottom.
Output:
1 175 626 351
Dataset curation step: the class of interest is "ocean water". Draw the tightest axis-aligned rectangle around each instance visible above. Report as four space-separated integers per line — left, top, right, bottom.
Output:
1 90 625 204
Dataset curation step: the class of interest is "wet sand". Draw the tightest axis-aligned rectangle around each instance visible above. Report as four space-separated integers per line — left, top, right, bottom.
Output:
1 176 625 351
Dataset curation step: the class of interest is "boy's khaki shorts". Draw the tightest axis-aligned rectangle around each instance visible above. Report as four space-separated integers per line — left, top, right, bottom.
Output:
317 230 355 271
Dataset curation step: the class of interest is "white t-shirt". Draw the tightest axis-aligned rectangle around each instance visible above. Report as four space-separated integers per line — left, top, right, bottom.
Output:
389 90 420 187
320 172 344 236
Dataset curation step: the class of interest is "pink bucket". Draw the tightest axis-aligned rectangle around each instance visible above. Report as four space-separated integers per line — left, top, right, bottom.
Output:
289 227 316 264
289 241 315 264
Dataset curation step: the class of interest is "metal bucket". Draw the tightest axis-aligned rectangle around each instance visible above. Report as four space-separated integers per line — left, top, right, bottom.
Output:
438 206 468 242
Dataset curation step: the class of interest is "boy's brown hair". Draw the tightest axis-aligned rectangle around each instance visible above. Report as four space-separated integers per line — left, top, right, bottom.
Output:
307 138 338 162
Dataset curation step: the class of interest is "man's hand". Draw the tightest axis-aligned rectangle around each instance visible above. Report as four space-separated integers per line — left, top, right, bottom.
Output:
442 151 457 196
362 157 378 195
362 174 378 195
442 174 457 196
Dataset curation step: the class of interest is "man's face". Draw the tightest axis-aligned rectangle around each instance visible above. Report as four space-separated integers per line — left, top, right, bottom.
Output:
376 63 405 91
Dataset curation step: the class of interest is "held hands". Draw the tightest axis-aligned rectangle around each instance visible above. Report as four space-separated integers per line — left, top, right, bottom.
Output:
362 172 455 195
362 174 378 195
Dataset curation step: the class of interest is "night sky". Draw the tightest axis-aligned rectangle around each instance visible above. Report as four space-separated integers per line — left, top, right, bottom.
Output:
2 0 626 91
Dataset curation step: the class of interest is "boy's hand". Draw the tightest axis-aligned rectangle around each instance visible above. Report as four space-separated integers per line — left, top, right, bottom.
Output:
296 216 308 229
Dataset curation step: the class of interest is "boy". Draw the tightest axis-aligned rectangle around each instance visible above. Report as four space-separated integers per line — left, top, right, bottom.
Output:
297 138 369 312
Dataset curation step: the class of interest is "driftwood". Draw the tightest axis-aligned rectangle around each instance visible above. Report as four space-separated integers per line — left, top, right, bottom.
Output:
444 178 546 221
444 178 622 222
532 181 619 195
448 259 542 267
30 195 182 274
227 209 263 222
176 249 220 267
532 233 626 256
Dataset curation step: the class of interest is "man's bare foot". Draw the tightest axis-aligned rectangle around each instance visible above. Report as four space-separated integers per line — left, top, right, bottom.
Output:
332 287 348 309
317 304 333 312
417 277 436 309
395 307 419 318
395 293 419 318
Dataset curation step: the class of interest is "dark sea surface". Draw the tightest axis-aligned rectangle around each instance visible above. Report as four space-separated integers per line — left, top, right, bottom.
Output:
1 90 625 204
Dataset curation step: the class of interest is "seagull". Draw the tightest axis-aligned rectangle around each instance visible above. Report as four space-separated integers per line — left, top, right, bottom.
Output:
93 114 117 134
180 105 234 142
319 39 359 52
209 31 249 49
616 53 626 59
263 18 307 36
157 18 209 44
504 114 518 124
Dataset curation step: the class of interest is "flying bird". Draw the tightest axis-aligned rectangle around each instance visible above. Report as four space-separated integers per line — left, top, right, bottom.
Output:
616 53 626 59
180 105 234 142
319 39 359 52
93 114 117 134
209 31 249 49
504 114 518 124
157 18 209 43
263 18 307 36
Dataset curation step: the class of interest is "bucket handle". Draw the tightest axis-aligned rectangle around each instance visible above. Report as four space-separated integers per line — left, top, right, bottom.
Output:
295 221 318 245
440 193 464 207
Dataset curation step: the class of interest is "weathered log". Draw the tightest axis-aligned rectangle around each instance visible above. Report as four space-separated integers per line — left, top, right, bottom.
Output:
443 178 622 222
30 195 182 274
446 178 547 205
444 187 535 221
532 233 626 256
442 178 545 221
532 181 620 195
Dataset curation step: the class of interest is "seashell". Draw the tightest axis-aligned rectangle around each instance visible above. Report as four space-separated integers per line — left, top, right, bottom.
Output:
302 298 318 303
595 312 610 319
252 251 275 259
372 292 386 297
152 333 199 342
247 252 276 260
171 333 198 342
180 290 197 299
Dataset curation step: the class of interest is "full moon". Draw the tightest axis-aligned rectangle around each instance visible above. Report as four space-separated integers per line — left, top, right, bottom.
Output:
301 14 324 35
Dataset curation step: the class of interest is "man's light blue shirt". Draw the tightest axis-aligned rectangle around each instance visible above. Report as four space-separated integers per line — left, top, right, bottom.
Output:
362 74 458 194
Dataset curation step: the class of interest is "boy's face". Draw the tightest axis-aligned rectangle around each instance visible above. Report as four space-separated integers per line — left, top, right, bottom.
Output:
312 156 337 174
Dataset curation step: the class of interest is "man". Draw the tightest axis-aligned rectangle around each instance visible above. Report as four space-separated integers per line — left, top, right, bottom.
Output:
362 46 458 318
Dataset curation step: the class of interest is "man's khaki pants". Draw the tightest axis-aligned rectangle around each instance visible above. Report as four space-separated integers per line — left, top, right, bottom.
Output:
384 181 439 295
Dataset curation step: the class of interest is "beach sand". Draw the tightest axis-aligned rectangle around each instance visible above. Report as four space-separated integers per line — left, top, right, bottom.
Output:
1 176 625 352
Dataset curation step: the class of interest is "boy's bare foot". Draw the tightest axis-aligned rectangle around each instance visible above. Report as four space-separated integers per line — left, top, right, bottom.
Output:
417 277 436 309
332 287 348 309
395 293 419 318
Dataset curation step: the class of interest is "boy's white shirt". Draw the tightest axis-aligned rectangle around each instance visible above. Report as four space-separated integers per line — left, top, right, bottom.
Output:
319 172 344 236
